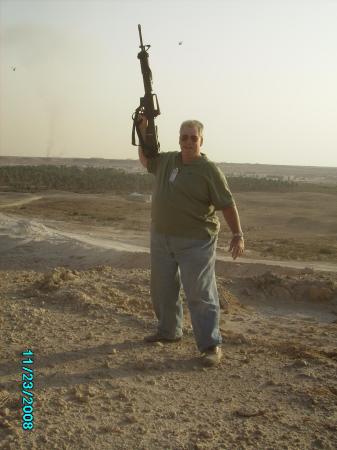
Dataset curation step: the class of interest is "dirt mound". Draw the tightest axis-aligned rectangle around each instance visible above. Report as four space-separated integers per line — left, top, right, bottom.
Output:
1 264 337 450
38 267 80 290
31 266 154 318
240 270 337 304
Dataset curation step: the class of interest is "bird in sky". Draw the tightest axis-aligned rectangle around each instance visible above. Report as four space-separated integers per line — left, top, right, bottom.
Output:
12 67 16 71
178 41 183 45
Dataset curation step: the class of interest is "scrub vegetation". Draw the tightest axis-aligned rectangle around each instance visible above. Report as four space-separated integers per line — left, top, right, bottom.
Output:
0 165 336 194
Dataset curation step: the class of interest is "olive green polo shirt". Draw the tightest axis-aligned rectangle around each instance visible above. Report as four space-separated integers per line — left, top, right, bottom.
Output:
147 151 235 239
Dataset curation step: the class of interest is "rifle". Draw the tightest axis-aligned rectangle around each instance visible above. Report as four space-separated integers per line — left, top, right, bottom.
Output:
132 24 161 158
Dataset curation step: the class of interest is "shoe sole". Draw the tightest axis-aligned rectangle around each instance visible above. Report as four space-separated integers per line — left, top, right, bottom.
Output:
201 348 222 367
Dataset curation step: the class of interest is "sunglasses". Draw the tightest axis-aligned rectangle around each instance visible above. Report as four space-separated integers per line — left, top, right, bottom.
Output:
180 134 200 143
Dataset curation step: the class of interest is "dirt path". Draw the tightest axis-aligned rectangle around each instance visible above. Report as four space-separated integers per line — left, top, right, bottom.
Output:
1 209 337 273
0 194 43 209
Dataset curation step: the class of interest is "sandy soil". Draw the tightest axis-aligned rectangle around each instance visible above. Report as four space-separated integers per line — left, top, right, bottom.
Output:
0 192 337 450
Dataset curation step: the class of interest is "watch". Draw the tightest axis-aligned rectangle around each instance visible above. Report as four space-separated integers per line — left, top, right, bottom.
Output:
232 232 244 238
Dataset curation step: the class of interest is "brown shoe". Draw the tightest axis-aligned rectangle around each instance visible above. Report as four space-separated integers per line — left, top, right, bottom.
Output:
201 346 222 367
144 332 182 343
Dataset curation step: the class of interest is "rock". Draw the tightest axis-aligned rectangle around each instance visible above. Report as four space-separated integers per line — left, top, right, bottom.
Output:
327 385 337 396
231 316 245 322
194 443 209 450
198 429 213 439
241 288 252 296
117 391 129 402
124 405 136 413
0 419 11 428
271 285 293 301
312 437 325 448
87 386 99 397
104 360 112 369
301 267 314 274
124 414 138 424
100 424 122 433
235 407 265 418
308 287 333 302
296 371 317 380
75 393 89 403
232 334 252 345
291 359 308 368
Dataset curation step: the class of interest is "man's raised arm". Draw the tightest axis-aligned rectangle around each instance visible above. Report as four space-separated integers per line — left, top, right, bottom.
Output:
137 114 149 169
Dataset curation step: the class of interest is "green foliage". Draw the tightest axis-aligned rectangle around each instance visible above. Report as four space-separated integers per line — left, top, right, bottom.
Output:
0 165 335 194
226 176 297 192
227 176 337 194
0 165 154 193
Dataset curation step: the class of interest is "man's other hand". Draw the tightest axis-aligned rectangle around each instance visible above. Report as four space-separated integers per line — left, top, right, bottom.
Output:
228 236 244 260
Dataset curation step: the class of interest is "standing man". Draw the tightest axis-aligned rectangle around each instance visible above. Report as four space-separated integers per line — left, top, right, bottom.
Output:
138 114 244 366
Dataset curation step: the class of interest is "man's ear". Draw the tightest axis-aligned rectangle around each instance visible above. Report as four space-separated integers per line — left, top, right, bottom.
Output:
200 136 204 146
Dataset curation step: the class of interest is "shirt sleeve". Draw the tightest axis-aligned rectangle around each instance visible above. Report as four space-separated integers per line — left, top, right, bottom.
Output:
207 163 235 210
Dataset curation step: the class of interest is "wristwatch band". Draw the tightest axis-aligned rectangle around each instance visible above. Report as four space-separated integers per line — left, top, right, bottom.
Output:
232 232 244 238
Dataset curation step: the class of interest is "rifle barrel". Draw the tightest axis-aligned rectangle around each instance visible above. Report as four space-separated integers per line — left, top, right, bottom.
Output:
138 24 144 48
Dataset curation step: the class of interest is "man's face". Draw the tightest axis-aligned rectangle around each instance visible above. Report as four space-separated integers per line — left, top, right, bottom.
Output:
179 125 203 159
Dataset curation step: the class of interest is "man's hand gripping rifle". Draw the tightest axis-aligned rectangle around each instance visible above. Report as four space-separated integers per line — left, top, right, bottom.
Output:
132 24 160 158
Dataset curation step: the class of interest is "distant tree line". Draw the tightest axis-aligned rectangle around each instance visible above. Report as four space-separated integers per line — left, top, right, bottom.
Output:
0 165 153 193
0 165 335 195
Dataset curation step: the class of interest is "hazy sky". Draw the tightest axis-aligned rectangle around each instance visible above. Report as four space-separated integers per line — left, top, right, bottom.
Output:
1 0 337 166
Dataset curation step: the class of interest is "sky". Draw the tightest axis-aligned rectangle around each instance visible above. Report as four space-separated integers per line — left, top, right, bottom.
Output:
0 0 337 167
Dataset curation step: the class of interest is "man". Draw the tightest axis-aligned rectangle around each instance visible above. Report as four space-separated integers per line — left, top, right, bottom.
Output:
138 115 244 366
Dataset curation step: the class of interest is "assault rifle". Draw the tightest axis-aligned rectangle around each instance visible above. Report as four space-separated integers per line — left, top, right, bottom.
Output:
132 24 160 158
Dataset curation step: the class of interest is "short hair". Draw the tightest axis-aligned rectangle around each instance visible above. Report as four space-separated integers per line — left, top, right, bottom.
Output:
180 120 204 137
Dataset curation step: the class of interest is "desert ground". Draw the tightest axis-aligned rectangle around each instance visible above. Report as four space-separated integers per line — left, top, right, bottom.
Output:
0 190 336 450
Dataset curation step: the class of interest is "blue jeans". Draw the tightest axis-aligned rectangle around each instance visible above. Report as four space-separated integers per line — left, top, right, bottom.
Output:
150 228 222 353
